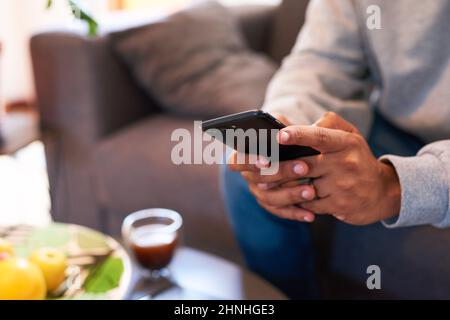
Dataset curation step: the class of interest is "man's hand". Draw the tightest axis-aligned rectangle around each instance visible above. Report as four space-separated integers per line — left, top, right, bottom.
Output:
227 114 317 222
278 112 401 225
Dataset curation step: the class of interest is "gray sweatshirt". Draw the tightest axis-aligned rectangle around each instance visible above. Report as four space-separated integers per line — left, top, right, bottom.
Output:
263 0 450 228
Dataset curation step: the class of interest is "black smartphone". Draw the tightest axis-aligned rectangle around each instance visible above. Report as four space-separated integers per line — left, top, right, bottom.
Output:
201 110 320 161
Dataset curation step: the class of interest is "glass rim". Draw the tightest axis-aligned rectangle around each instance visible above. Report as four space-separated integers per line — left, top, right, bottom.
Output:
122 208 183 237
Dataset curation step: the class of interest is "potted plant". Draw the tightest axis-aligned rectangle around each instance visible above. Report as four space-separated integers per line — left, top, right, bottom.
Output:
46 0 99 37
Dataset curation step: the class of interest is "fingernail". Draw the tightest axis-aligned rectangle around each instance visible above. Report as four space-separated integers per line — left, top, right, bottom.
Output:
256 157 269 168
279 131 290 143
304 215 313 222
302 190 313 200
258 183 269 190
293 163 305 175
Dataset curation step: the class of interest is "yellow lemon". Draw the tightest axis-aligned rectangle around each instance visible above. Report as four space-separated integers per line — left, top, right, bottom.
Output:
0 239 13 256
0 255 46 300
30 248 68 292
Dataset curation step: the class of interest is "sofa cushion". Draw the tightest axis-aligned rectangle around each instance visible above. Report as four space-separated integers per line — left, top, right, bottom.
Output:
111 1 276 119
331 221 450 299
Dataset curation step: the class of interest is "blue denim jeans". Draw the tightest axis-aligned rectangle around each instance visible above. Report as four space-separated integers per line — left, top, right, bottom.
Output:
221 112 424 299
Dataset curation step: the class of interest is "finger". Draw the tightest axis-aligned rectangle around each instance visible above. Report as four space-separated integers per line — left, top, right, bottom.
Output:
262 204 316 223
271 113 291 126
227 151 260 172
243 154 329 186
300 197 334 215
241 159 309 184
246 155 328 188
278 125 350 153
313 112 359 134
280 179 312 188
249 183 316 207
309 177 332 199
300 154 328 178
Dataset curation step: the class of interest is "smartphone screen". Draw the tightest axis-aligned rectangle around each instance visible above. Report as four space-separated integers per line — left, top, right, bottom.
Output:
202 110 320 161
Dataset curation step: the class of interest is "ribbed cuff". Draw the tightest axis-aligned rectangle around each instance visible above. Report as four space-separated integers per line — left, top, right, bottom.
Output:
380 154 448 228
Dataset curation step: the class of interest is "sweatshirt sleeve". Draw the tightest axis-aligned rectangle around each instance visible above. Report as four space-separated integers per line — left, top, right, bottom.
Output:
380 140 450 228
262 0 373 135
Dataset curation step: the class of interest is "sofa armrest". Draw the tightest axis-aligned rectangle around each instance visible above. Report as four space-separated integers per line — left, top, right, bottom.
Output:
31 5 276 146
31 32 155 146
230 5 278 53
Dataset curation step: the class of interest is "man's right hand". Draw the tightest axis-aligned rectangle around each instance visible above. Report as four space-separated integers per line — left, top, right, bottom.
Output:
227 113 317 222
228 151 317 222
227 112 365 223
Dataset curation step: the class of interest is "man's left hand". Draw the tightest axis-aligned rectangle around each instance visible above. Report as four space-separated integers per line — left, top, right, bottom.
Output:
279 112 401 225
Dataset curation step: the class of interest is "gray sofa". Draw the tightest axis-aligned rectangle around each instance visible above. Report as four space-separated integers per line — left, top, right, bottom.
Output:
31 0 450 299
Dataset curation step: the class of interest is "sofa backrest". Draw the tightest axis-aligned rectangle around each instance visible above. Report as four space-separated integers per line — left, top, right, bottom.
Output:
267 0 310 64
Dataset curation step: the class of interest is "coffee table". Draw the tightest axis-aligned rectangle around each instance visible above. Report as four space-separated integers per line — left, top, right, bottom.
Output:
127 247 286 300
2 223 285 300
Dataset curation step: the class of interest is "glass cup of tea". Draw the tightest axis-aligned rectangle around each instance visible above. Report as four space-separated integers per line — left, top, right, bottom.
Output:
122 208 183 280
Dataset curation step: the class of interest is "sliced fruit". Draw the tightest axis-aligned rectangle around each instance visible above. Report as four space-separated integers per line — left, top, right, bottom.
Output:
0 256 46 300
30 247 68 292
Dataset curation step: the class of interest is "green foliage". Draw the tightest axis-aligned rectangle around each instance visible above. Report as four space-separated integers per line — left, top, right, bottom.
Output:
83 257 125 293
76 228 109 250
46 0 98 37
14 224 71 258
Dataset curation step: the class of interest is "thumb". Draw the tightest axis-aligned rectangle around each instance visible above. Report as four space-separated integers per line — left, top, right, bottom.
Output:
314 112 359 134
272 113 291 126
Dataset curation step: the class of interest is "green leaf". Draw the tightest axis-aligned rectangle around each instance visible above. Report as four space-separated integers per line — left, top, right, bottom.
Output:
46 0 99 37
69 0 99 37
83 257 124 293
76 228 109 250
15 224 71 257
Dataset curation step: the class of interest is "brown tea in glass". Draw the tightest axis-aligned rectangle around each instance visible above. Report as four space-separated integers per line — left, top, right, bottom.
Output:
122 209 182 279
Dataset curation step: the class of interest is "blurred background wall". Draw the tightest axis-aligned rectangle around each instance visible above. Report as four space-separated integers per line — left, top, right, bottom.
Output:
0 0 280 112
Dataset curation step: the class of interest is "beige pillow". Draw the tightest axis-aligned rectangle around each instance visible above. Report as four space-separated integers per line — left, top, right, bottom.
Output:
111 1 276 119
